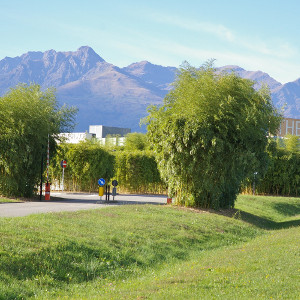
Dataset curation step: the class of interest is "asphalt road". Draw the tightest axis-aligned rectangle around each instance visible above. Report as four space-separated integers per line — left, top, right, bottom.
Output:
0 192 168 217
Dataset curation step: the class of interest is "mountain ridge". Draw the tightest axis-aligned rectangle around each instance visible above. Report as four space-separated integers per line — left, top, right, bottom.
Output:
0 46 299 131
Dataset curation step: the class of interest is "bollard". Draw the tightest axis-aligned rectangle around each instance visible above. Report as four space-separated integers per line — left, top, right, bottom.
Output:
112 187 117 201
45 182 51 201
105 185 110 201
99 186 104 197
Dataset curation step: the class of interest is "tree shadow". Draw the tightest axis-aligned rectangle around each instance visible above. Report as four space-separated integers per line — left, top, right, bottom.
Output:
215 208 300 230
272 202 300 217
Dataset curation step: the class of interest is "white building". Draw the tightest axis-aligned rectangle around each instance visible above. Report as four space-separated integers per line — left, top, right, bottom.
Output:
278 118 300 137
58 132 95 144
58 125 131 145
89 125 131 139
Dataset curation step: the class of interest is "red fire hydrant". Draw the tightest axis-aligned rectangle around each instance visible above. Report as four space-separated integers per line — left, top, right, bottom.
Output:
45 181 51 201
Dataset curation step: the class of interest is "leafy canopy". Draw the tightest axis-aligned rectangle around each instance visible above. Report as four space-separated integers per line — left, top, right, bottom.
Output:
0 83 77 197
124 132 148 151
145 61 281 209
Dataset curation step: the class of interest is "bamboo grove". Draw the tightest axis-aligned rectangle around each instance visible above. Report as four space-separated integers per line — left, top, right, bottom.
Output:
1 73 299 205
48 137 299 198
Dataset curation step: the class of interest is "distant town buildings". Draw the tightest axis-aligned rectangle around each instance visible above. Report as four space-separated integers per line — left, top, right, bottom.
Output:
277 118 300 137
58 119 299 145
58 132 95 144
58 125 131 145
89 125 131 139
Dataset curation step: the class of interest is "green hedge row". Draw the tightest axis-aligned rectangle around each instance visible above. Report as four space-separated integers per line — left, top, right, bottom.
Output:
242 148 300 196
115 151 165 194
256 149 300 196
50 142 115 192
50 143 165 194
51 141 299 197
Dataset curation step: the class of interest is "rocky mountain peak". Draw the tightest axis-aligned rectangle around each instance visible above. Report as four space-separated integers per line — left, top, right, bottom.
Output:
0 47 299 130
218 65 245 72
123 61 177 91
218 65 282 91
75 46 104 63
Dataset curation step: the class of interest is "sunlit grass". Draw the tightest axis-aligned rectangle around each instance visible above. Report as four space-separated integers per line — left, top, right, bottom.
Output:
0 197 22 203
98 226 299 300
0 195 299 299
235 194 300 229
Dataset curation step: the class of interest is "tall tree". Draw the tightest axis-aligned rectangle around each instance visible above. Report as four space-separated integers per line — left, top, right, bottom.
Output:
145 61 281 209
0 83 77 197
284 134 300 153
124 132 148 151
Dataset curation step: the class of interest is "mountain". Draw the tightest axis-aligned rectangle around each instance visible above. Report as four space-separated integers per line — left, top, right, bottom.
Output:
217 65 282 91
123 61 177 91
0 46 104 90
0 47 166 131
0 46 299 131
271 78 300 117
213 65 299 119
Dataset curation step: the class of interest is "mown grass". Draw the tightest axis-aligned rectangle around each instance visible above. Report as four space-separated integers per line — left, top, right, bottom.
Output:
0 195 299 299
235 194 300 229
95 226 299 300
0 197 22 203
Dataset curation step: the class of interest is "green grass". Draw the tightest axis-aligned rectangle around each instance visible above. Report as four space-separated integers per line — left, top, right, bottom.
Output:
235 194 300 229
0 197 22 203
0 195 299 299
83 226 299 300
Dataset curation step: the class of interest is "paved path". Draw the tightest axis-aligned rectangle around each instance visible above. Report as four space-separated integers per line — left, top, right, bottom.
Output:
0 192 168 217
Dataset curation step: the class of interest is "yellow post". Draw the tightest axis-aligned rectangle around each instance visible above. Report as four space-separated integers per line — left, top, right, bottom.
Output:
99 186 104 197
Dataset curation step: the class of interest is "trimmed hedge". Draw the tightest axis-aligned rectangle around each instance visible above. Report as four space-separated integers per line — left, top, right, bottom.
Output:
242 148 300 196
50 144 165 194
257 149 300 196
50 142 115 192
51 142 299 197
115 150 165 194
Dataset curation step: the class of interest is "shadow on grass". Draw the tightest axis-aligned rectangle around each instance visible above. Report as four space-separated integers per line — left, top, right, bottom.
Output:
216 208 300 230
0 241 135 299
272 202 300 217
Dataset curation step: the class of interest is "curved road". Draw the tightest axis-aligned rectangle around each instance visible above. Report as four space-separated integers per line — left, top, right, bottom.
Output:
0 192 168 217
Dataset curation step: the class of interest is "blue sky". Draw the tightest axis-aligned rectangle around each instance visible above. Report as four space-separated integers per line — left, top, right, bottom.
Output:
1 0 299 84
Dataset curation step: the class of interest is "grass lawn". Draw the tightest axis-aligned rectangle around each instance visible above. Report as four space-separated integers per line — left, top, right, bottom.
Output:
235 194 300 229
0 197 23 203
0 195 299 299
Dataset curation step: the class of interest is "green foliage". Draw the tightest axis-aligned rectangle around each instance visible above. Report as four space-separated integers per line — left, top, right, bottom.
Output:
115 150 164 193
0 83 76 197
145 61 281 209
123 132 148 151
50 140 115 192
283 134 300 152
252 146 300 196
50 142 163 193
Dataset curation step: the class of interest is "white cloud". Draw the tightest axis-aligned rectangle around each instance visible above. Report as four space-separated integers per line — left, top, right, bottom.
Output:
149 13 298 60
151 13 235 42
127 36 300 83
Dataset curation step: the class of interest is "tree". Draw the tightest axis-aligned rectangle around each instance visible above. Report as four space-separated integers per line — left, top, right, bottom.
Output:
124 132 148 151
284 134 300 153
145 61 281 209
0 83 77 197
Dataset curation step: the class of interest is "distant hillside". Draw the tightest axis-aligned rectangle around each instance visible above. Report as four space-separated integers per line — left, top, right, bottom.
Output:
0 47 299 131
217 65 282 91
271 78 300 117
